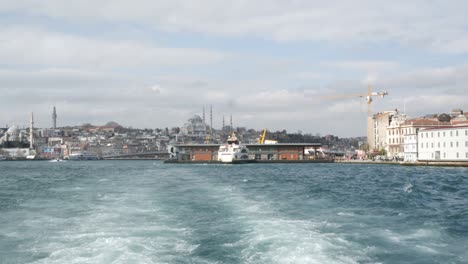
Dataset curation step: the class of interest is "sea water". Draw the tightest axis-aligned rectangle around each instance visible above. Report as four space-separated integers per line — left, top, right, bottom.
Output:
1 161 467 264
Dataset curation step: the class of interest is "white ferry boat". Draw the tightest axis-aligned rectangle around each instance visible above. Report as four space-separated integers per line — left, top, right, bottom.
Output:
0 155 7 161
67 152 99 160
218 132 250 163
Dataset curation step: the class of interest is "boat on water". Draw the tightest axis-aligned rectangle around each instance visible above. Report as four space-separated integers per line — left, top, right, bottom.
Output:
49 158 66 162
67 152 99 161
218 132 250 163
0 155 7 161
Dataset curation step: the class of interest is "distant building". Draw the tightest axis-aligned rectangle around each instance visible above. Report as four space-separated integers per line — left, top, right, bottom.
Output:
386 111 408 158
403 133 418 162
417 126 468 161
172 143 321 161
399 117 450 161
0 148 34 158
0 126 30 149
368 110 397 152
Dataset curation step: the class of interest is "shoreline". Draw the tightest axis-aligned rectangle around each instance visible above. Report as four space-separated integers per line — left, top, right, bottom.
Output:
2 158 468 167
335 159 468 167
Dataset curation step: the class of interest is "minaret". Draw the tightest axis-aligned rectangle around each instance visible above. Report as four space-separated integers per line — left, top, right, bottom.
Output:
230 114 233 134
29 112 34 150
202 105 206 138
52 106 57 129
222 115 225 140
210 104 213 141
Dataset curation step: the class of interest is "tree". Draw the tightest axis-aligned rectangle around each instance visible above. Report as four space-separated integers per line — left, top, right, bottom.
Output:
378 148 387 156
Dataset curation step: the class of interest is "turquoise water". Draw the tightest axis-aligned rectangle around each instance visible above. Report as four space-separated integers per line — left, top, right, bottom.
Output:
1 161 467 264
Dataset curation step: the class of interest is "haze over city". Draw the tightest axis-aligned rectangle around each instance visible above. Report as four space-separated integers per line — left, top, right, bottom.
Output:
1 1 468 136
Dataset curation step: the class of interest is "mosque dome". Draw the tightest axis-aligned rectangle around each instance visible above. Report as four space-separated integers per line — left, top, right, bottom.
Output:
7 126 19 135
6 126 20 141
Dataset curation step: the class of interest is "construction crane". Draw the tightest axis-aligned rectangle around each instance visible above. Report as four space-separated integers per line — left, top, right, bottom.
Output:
259 129 278 144
323 84 388 153
324 84 388 116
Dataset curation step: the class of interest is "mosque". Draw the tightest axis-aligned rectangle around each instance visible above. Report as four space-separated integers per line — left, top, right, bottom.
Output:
0 113 36 158
0 126 30 148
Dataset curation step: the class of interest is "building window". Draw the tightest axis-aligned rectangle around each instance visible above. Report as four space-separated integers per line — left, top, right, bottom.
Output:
421 143 423 148
426 142 429 148
456 152 459 158
456 131 459 136
443 152 446 158
432 153 434 158
450 131 453 137
450 142 453 147
466 141 468 147
431 142 434 148
421 133 424 138
431 132 433 138
438 142 440 148
443 142 446 147
466 130 467 136
443 132 446 137
438 132 440 137
456 142 459 147
466 152 468 158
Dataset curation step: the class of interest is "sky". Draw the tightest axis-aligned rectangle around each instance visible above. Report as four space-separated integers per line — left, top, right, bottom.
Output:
1 0 468 137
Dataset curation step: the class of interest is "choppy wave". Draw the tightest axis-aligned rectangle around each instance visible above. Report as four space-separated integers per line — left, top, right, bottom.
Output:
0 161 467 263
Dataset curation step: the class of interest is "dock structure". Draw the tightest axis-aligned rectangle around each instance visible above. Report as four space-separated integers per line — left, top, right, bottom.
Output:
169 143 323 162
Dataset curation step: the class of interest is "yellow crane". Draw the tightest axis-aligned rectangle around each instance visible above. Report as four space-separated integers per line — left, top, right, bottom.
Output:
259 129 278 144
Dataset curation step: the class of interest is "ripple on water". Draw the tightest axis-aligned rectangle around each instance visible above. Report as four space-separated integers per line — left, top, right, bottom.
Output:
1 161 467 264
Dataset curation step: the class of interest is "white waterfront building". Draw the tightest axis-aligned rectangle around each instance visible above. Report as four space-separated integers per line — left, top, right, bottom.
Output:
403 133 418 162
386 111 407 158
417 126 468 161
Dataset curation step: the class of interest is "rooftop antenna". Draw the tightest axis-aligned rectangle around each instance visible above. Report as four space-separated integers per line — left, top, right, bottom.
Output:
230 114 233 134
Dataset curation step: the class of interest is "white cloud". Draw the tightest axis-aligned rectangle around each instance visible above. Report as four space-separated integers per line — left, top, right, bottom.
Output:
0 26 228 68
2 1 468 137
323 61 399 72
381 64 468 90
2 1 468 52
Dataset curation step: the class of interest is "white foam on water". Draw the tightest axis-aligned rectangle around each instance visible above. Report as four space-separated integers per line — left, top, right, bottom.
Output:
379 228 445 256
205 185 370 264
403 183 413 193
238 218 369 264
21 184 200 264
337 212 355 217
415 245 439 254
26 215 199 264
